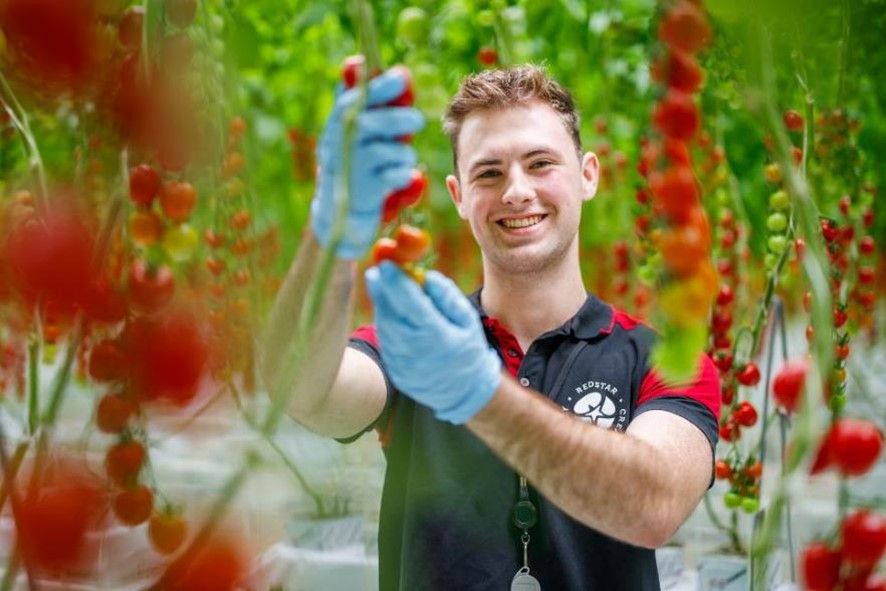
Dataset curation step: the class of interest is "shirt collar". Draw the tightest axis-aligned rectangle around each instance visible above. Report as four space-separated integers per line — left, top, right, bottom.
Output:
467 288 615 341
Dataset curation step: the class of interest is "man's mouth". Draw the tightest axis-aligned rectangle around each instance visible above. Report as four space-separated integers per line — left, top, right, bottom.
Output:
497 214 547 229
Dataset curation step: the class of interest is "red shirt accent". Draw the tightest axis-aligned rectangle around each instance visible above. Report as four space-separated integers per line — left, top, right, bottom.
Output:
481 317 523 377
637 354 721 421
601 307 641 334
351 325 379 350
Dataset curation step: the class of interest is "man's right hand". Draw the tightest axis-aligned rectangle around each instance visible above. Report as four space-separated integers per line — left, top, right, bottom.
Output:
310 68 425 260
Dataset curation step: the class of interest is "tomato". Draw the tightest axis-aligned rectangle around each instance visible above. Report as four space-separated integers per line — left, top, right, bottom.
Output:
162 223 198 262
834 308 848 328
89 339 129 382
372 237 404 265
129 164 161 207
386 65 414 107
166 0 197 28
105 440 145 486
810 429 836 475
96 391 136 434
841 509 886 567
230 210 252 231
859 236 875 255
733 401 758 427
648 165 699 223
712 310 732 332
783 110 804 131
5 205 96 307
113 485 154 526
161 532 248 591
204 229 225 249
766 212 788 233
396 7 429 46
477 46 498 66
128 260 175 311
159 181 197 222
129 210 164 247
714 460 731 479
858 266 875 285
821 219 839 242
735 362 760 387
829 419 883 477
801 541 842 590
653 90 699 141
13 454 107 574
206 257 226 276
393 225 430 263
722 491 741 508
744 461 763 480
117 6 143 52
659 215 709 276
657 0 711 54
82 276 128 324
715 284 734 306
382 170 428 222
764 163 782 184
229 116 247 139
651 49 701 93
341 54 366 89
127 311 208 404
223 152 245 178
740 497 759 514
149 512 188 554
772 360 807 413
719 420 740 442
713 350 733 372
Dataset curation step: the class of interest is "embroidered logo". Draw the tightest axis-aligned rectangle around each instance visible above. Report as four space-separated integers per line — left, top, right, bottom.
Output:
563 380 628 431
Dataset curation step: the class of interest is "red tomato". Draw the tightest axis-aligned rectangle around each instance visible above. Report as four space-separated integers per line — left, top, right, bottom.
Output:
128 260 175 311
801 541 842 590
159 181 197 222
105 440 146 486
204 229 225 249
716 284 734 306
383 169 428 222
714 460 731 479
783 110 804 131
372 237 404 265
651 49 702 93
713 350 733 373
771 360 807 413
13 454 107 574
733 401 758 427
81 276 129 324
113 485 154 526
89 340 129 382
386 65 414 107
149 513 188 555
477 46 498 66
648 165 699 223
96 392 136 434
127 311 208 404
129 164 161 207
393 225 430 263
829 419 883 477
659 208 710 277
735 362 761 387
161 533 248 591
841 509 886 567
341 54 366 89
657 0 711 54
744 461 763 480
166 0 197 28
653 90 699 141
719 420 740 442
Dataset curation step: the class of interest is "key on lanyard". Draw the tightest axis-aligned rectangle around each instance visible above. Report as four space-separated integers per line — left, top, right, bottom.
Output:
511 476 541 591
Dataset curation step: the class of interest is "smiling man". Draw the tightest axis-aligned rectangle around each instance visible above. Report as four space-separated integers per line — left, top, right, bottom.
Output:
264 65 720 591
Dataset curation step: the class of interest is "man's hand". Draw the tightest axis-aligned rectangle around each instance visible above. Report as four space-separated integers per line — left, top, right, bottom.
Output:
364 262 502 424
311 70 425 260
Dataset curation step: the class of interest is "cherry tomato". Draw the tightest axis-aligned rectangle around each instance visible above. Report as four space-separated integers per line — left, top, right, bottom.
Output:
129 210 164 247
230 210 252 230
372 237 404 265
652 90 699 141
96 391 136 434
113 485 154 526
713 350 733 373
386 65 414 107
659 211 710 276
105 440 145 486
651 49 701 93
657 0 711 54
859 236 875 255
206 257 226 276
740 497 759 514
829 419 883 477
744 461 763 480
162 223 199 262
841 509 886 567
772 359 807 413
129 163 161 207
89 339 129 382
341 54 366 89
159 180 197 222
801 541 842 590
719 420 740 442
714 460 731 480
733 401 758 427
382 169 428 222
161 532 248 591
128 260 175 311
229 116 247 139
477 46 498 66
735 362 761 387
166 0 197 28
13 453 107 574
648 165 699 223
715 284 734 306
722 491 741 508
393 225 430 263
204 229 225 249
149 512 188 555
82 277 128 324
783 110 804 131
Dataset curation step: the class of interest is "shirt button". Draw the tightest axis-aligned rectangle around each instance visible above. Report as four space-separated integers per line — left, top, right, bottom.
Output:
519 377 530 387
507 349 519 358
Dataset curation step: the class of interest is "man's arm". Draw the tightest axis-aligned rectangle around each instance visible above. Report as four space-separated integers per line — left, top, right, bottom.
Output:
260 230 387 439
467 375 713 549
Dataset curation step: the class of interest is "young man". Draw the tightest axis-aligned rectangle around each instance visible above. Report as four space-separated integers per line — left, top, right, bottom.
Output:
263 65 720 590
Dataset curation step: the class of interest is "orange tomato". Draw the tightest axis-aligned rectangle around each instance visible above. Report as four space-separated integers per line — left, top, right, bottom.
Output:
113 485 154 526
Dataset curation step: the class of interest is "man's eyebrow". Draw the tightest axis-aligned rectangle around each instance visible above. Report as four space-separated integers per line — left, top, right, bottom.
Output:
468 157 503 173
467 148 559 174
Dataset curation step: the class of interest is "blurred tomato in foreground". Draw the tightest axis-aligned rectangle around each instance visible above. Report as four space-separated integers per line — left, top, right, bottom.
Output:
161 532 248 591
12 452 108 576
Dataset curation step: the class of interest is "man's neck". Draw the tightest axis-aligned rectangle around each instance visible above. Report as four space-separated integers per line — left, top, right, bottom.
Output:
480 253 587 352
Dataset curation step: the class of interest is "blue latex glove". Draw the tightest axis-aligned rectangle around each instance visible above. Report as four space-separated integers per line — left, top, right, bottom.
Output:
311 70 425 260
364 262 503 424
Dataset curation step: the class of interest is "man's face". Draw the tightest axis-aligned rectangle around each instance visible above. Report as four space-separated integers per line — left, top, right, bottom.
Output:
446 101 599 276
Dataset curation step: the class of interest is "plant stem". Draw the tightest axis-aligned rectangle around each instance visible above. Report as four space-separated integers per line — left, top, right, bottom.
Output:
26 335 38 436
0 72 48 207
0 424 37 590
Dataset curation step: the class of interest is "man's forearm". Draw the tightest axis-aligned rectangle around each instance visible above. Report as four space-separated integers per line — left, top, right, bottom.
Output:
260 229 356 417
466 375 697 548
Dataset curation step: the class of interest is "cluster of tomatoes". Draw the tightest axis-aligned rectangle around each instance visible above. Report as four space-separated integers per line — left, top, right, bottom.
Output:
288 127 317 183
714 455 763 514
801 509 886 591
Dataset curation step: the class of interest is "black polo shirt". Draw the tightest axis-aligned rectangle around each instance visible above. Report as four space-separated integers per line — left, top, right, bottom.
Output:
345 290 720 591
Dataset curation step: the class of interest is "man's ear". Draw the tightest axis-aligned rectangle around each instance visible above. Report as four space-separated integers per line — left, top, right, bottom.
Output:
446 174 468 220
580 152 600 202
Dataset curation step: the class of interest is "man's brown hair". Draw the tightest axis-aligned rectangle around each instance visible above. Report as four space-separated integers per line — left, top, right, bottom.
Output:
442 65 582 174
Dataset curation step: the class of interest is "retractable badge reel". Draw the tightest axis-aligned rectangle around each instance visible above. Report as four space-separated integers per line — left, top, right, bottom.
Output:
511 475 541 591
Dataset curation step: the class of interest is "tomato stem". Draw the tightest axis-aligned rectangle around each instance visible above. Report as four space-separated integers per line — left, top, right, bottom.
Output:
26 335 38 436
0 71 49 208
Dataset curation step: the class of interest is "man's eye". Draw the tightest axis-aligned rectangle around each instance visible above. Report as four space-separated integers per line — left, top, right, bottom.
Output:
530 160 552 169
477 169 500 179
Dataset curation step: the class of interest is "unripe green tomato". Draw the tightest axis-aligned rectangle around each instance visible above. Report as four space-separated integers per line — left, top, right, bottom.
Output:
828 392 846 413
162 223 198 261
766 212 788 232
723 492 742 509
637 265 656 284
476 9 496 27
768 235 788 255
764 253 779 271
741 497 760 514
768 190 790 211
396 7 429 46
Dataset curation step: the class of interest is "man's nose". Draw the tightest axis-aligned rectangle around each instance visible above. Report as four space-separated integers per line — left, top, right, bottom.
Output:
501 164 534 205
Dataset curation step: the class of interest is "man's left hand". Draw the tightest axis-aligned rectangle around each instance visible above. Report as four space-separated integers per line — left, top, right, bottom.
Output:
364 262 502 424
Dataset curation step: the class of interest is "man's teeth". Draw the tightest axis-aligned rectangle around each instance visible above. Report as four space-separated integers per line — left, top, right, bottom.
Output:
500 215 543 229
